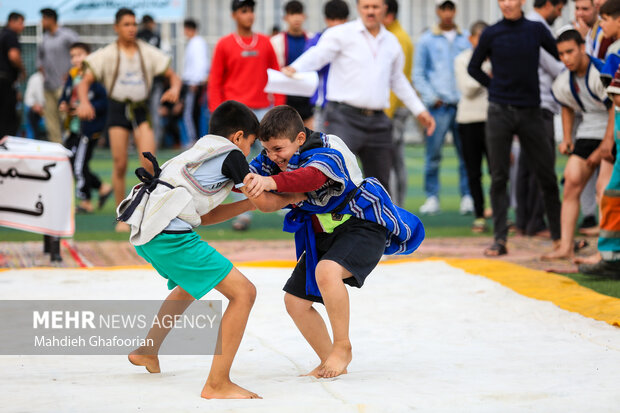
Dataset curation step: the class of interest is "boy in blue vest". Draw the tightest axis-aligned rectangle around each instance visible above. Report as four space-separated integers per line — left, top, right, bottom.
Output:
244 105 425 378
118 101 305 399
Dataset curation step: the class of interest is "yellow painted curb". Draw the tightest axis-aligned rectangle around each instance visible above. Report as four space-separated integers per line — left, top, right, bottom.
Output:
443 258 620 327
2 257 619 327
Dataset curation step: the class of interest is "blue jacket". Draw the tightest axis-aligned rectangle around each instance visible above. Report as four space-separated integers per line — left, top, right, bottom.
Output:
413 25 470 107
59 70 107 137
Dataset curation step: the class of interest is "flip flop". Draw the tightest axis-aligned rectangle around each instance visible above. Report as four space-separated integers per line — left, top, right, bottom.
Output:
98 188 113 210
573 239 589 253
484 242 508 257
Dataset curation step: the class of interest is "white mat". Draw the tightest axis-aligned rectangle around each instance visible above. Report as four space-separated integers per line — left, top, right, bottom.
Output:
1 261 619 412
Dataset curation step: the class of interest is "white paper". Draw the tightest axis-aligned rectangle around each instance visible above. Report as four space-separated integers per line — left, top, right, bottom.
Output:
264 68 319 97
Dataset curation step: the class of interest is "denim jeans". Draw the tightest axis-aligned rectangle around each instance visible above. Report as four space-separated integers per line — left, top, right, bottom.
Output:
424 104 469 198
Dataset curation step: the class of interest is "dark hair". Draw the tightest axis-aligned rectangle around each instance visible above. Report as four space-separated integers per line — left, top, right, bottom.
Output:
115 8 135 24
70 42 91 53
8 12 24 22
324 0 349 20
209 101 259 139
231 0 256 12
184 18 198 30
40 8 58 22
285 0 304 15
470 20 488 36
556 28 585 45
258 106 304 142
437 1 456 10
385 0 398 17
601 0 620 17
142 14 154 24
534 0 568 7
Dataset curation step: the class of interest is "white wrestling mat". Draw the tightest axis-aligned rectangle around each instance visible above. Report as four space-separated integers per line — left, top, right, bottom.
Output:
1 260 619 412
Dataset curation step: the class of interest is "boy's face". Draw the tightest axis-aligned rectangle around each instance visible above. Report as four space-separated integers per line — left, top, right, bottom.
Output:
575 0 597 27
261 133 306 171
233 6 255 31
232 133 257 157
70 48 88 69
284 12 305 33
469 33 481 48
600 13 620 38
557 40 586 72
498 0 525 20
115 14 138 42
437 6 456 26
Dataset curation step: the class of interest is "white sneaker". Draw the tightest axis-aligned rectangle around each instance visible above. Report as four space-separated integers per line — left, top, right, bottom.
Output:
419 196 440 215
460 195 474 215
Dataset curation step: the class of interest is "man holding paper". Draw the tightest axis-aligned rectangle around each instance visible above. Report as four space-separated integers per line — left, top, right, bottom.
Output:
282 0 434 193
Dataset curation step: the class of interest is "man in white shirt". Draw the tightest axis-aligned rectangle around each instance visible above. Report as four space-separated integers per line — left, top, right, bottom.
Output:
182 18 209 148
282 0 434 194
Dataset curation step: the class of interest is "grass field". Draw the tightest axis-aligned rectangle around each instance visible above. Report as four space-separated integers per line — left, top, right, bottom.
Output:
0 144 532 242
3 143 620 299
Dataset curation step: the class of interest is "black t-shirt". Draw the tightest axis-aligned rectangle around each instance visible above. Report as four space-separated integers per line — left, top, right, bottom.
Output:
137 29 161 49
221 150 250 186
0 27 20 82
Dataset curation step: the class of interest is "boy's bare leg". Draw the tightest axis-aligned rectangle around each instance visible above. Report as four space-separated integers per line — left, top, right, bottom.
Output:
284 293 333 377
201 267 261 399
128 286 194 373
108 127 131 232
315 260 353 379
134 121 157 174
542 156 593 260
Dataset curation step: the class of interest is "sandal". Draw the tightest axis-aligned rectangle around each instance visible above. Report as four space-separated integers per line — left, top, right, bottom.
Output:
232 215 251 231
573 239 589 253
98 186 114 210
471 218 487 233
484 241 508 257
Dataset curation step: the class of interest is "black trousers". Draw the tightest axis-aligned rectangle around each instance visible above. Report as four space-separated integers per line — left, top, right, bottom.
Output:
458 122 488 218
325 102 393 193
486 103 561 242
515 109 556 235
0 77 18 137
64 132 102 200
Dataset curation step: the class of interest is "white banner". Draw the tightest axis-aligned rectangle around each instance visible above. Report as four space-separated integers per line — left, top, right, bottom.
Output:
0 137 74 237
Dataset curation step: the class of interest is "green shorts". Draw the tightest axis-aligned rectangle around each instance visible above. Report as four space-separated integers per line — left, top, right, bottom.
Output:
135 231 233 299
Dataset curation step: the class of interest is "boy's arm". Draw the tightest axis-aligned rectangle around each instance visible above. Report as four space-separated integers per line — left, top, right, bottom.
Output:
76 70 96 120
207 42 226 113
161 67 182 104
597 105 616 163
243 167 329 198
200 199 255 225
559 105 575 155
242 189 307 213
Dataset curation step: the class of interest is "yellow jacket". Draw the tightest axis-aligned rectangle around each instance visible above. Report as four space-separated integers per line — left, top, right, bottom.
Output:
385 20 414 119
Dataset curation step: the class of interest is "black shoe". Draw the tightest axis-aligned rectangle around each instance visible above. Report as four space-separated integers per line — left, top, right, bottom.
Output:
579 215 598 230
578 260 620 278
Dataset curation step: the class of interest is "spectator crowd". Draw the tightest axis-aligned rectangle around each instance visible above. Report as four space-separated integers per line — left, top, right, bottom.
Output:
1 0 619 275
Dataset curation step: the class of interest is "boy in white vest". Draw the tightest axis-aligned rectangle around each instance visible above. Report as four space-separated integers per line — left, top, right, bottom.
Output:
117 101 305 399
542 29 615 261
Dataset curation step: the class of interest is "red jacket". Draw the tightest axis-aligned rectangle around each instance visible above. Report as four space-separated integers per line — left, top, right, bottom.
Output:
208 32 285 112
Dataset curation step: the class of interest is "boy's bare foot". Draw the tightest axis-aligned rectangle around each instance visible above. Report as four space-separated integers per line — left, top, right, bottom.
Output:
574 252 602 265
115 221 130 233
128 348 160 373
303 364 347 378
201 380 261 399
318 341 352 379
541 248 573 261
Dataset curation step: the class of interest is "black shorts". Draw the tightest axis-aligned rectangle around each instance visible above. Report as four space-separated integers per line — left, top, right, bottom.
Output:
283 216 387 304
573 139 602 160
107 99 149 130
286 95 314 121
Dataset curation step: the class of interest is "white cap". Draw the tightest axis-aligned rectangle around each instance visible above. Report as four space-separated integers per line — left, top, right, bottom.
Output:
436 0 458 6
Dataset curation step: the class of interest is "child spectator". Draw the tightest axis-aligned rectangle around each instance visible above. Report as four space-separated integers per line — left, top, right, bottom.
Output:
59 42 113 213
24 71 46 140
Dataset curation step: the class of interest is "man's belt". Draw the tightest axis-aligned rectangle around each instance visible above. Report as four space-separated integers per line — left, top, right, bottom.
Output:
333 101 384 117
